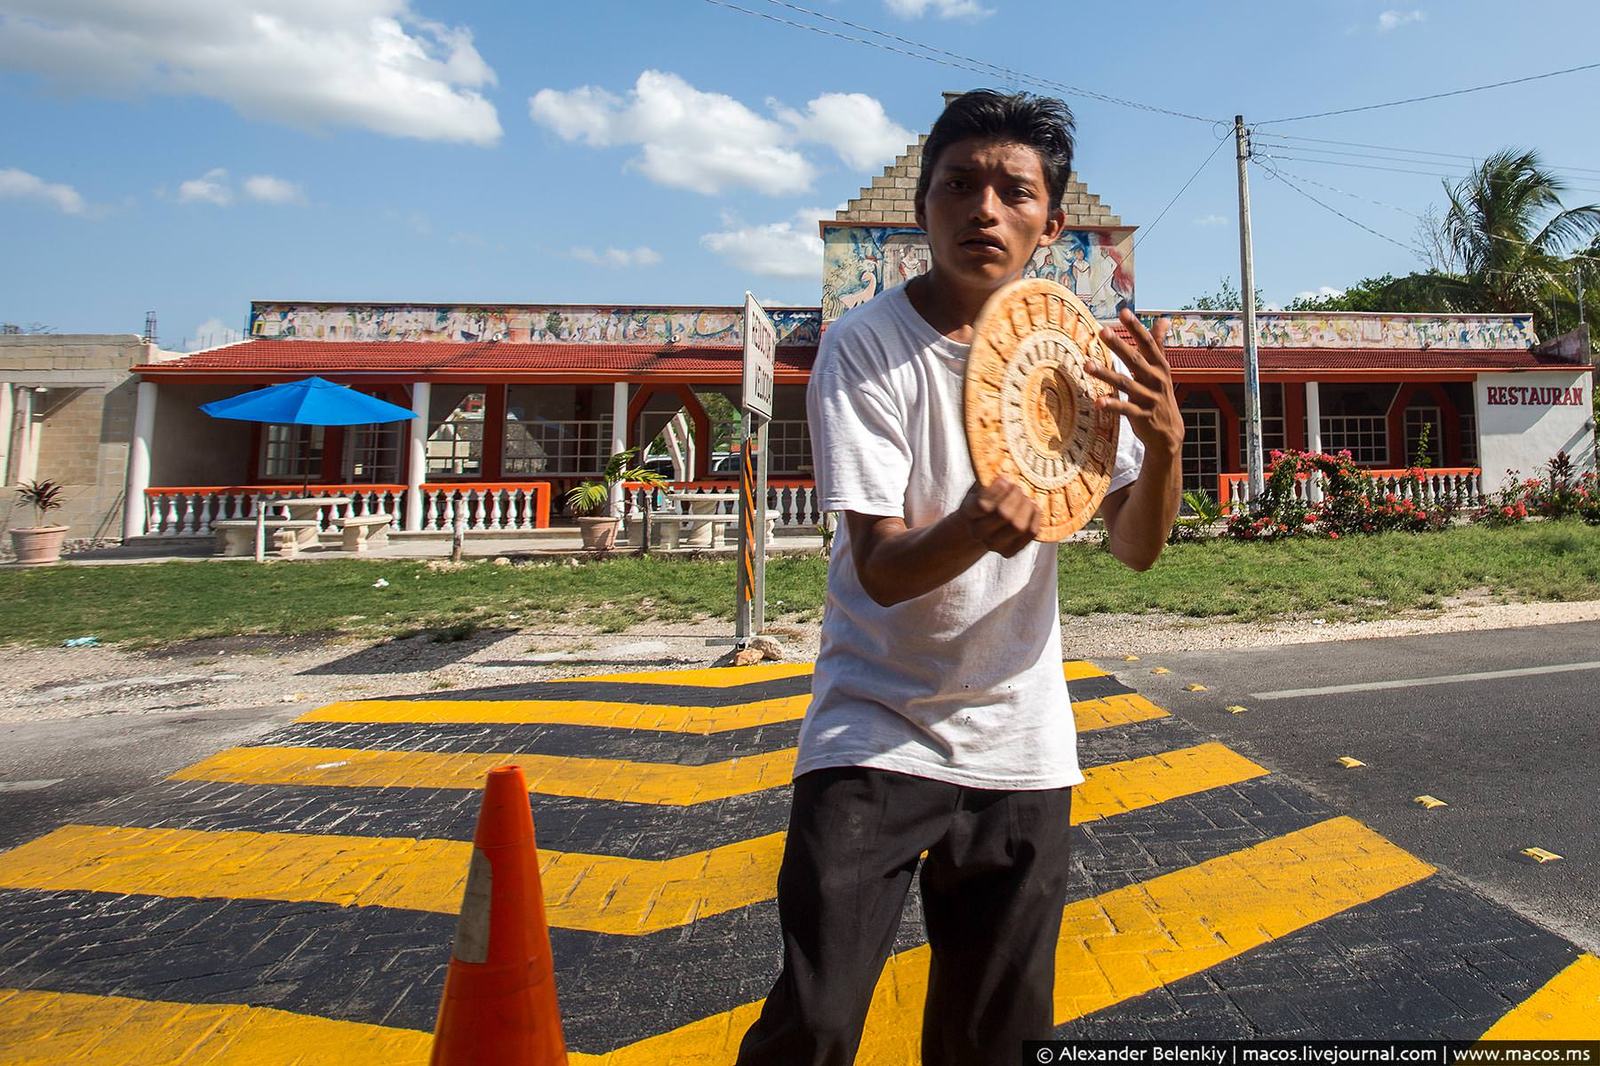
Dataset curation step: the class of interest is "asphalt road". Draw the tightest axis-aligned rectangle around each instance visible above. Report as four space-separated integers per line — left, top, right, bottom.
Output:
0 702 302 851
1128 619 1600 955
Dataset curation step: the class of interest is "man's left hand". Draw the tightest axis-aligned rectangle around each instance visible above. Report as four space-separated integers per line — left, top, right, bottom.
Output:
1087 308 1183 461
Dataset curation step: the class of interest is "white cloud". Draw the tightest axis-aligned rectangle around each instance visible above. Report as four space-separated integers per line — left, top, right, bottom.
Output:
1193 213 1227 227
243 174 305 204
1295 286 1346 301
0 0 501 145
531 71 815 196
701 207 829 279
1377 9 1425 31
570 245 663 269
178 167 232 205
0 167 86 214
772 92 913 171
177 169 306 205
884 0 993 19
530 72 909 196
184 317 244 351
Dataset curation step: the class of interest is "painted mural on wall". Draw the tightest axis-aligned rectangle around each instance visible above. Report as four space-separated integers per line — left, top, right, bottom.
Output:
248 304 823 347
821 224 1136 321
1146 312 1538 350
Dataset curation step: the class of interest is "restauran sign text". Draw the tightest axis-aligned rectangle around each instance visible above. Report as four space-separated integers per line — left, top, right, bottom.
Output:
1484 385 1584 407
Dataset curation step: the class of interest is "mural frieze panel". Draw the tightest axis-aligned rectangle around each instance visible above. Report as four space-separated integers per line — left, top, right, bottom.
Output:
248 303 823 347
822 223 1137 322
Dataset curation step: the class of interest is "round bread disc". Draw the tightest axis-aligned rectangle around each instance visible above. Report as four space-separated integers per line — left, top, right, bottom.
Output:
964 277 1120 541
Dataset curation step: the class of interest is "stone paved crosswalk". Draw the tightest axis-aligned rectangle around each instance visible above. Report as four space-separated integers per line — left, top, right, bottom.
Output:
0 660 1594 1063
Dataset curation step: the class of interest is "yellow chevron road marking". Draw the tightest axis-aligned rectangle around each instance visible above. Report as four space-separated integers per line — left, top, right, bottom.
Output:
298 694 813 733
1479 952 1600 1038
0 824 782 936
1073 743 1265 821
171 746 797 804
1063 660 1110 681
297 689 1153 734
563 662 815 686
564 660 1108 686
0 986 438 1066
594 817 1434 1064
0 745 1261 936
1073 692 1168 731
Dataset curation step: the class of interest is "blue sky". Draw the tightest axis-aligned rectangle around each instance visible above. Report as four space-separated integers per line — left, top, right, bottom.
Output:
3 0 1599 349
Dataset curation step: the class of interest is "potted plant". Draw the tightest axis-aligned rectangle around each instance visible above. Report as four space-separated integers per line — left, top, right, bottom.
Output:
565 449 666 551
10 480 68 565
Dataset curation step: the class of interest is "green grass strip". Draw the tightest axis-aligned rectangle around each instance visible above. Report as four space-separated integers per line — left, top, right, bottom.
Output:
3 521 1599 646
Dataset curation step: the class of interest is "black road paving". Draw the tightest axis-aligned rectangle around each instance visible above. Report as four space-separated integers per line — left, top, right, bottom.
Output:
1126 619 1600 954
0 702 305 850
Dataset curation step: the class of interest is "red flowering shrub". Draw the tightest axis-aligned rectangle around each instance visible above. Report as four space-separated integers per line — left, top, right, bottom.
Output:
1227 449 1452 541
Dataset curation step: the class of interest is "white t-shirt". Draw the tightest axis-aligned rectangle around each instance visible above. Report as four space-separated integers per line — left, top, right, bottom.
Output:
796 284 1145 790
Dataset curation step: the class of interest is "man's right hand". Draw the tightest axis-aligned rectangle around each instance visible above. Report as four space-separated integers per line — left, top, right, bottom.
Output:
956 478 1041 558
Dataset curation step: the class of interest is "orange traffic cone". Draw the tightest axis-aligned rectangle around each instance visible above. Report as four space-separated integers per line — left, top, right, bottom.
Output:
431 765 567 1065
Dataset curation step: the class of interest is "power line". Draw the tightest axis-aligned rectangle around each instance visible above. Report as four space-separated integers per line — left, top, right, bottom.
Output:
1263 132 1600 176
1256 164 1421 218
754 0 1213 120
1253 161 1423 256
1257 59 1600 125
1255 152 1600 196
1086 132 1233 307
1254 139 1600 187
1257 159 1600 268
700 0 1220 123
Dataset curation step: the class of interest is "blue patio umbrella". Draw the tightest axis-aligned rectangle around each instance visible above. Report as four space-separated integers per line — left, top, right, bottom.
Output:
200 376 417 426
201 376 419 499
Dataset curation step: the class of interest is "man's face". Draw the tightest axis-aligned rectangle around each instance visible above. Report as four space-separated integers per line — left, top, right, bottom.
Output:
915 137 1065 295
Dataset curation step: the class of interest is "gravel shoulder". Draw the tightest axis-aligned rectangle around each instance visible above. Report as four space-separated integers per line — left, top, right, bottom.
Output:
8 596 1600 726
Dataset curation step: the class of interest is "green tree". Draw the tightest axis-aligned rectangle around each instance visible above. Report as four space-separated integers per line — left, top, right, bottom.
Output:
1182 276 1266 311
1441 149 1600 335
1286 273 1461 313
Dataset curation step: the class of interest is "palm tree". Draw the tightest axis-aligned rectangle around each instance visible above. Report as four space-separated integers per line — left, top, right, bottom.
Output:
1442 150 1600 329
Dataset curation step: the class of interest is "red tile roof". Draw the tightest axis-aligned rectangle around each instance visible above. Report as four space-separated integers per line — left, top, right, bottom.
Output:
135 338 1588 382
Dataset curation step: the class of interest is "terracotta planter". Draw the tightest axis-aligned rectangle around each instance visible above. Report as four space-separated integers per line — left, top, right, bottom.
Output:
577 516 620 552
10 526 69 565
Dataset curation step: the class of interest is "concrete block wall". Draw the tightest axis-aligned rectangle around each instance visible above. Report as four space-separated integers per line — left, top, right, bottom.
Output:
835 133 1123 229
1 335 151 543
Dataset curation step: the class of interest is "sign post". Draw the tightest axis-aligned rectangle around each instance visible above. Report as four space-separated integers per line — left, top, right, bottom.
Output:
737 293 776 645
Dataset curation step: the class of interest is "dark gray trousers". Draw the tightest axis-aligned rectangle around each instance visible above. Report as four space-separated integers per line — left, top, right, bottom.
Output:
735 765 1075 1066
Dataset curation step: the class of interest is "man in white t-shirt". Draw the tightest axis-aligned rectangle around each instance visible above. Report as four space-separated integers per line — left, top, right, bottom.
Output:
736 90 1184 1065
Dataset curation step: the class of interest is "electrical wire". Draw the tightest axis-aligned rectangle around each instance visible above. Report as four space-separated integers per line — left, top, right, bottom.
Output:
1257 59 1600 125
1256 159 1600 268
1263 133 1600 176
1086 132 1233 308
1255 153 1600 196
1255 164 1421 218
1252 159 1423 256
1254 139 1600 188
699 0 1220 123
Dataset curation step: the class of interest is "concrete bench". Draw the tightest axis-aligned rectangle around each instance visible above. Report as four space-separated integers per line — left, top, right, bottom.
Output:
336 513 393 554
648 512 738 549
212 518 319 558
644 510 783 549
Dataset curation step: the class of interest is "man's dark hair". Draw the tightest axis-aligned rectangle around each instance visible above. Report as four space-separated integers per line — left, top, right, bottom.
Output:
914 90 1075 213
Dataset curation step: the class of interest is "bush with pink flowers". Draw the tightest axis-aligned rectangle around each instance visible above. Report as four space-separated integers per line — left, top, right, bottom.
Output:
1226 449 1454 541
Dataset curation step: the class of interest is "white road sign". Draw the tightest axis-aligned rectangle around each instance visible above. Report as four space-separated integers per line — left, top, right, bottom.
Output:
742 292 776 421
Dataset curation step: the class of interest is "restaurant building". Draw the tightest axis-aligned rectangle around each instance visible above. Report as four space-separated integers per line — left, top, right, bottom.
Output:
123 109 1596 541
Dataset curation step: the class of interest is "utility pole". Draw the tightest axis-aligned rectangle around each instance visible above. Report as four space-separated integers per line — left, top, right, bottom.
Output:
1235 115 1265 502
1576 262 1586 329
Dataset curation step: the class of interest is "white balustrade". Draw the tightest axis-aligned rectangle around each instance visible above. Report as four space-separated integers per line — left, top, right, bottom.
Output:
622 482 821 531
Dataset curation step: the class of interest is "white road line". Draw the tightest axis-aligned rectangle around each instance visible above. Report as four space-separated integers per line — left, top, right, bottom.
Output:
0 779 65 793
1251 659 1600 701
